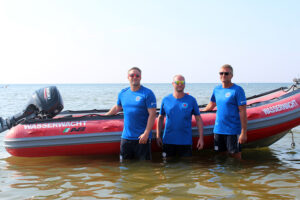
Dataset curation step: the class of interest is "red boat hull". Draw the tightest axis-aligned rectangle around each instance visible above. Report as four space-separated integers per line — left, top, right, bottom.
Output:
4 87 300 157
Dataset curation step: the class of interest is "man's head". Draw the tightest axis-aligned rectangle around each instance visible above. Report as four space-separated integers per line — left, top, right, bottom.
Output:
219 64 233 84
128 67 142 87
172 74 185 93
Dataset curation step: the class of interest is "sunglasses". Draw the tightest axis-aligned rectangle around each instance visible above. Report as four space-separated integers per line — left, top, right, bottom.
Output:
219 72 231 76
129 74 140 78
174 80 185 85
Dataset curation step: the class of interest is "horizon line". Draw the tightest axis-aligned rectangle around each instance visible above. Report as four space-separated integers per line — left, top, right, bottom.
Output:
0 82 293 85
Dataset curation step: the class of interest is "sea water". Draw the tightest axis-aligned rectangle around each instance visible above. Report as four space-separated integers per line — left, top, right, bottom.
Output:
0 83 299 199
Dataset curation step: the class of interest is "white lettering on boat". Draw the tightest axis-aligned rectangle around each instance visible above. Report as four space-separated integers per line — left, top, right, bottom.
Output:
262 100 299 115
23 121 88 130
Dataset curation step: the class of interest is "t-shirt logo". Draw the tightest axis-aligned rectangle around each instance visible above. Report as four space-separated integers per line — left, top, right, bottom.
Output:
135 96 141 101
182 103 188 108
225 92 231 98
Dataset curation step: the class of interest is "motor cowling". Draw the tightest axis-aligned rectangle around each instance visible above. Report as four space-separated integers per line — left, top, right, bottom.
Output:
28 86 64 118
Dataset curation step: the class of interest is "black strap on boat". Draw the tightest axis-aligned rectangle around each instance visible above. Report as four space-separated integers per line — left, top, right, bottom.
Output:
246 87 287 101
60 109 110 115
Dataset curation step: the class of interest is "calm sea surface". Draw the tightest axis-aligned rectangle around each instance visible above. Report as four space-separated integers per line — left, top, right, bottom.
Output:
0 83 299 199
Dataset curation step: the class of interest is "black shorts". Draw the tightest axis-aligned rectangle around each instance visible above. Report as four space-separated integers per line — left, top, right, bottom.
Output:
214 134 241 154
120 138 151 160
162 144 192 157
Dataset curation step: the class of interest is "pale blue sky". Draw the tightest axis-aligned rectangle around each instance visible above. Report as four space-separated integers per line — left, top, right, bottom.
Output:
0 0 299 84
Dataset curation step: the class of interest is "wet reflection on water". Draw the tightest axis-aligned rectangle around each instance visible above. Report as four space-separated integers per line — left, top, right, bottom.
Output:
2 155 122 199
2 135 300 200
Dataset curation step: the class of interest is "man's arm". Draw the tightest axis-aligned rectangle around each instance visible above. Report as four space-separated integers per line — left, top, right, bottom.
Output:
195 115 204 150
202 101 216 112
238 105 247 144
156 114 164 147
103 105 122 116
139 108 157 144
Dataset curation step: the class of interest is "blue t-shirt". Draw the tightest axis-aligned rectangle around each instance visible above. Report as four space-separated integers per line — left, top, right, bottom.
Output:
160 94 200 145
117 86 157 140
211 84 246 135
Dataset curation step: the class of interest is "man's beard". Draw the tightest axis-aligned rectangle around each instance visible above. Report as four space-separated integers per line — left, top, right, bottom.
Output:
132 81 140 87
176 88 184 93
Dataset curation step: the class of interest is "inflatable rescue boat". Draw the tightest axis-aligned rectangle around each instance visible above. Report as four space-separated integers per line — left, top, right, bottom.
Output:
1 80 300 157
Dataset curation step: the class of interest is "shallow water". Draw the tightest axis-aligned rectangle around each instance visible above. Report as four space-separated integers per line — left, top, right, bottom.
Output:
0 83 299 199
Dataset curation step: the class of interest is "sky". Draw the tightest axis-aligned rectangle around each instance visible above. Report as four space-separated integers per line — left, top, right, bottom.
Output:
0 0 299 84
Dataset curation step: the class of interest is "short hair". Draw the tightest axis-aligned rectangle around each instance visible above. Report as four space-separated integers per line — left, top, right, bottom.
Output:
221 64 233 74
128 67 142 74
173 74 185 82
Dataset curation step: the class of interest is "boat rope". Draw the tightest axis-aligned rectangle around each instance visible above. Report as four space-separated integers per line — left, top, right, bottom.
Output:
290 130 295 148
284 84 298 92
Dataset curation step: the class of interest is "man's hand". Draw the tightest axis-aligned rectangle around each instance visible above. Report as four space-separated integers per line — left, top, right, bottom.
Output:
197 138 204 150
156 137 163 147
238 132 247 144
138 132 149 144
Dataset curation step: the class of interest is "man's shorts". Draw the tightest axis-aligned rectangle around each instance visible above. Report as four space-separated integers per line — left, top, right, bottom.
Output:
162 144 192 158
214 134 241 154
120 138 151 160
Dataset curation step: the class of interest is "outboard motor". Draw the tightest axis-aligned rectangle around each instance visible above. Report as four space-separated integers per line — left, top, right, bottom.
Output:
0 86 64 133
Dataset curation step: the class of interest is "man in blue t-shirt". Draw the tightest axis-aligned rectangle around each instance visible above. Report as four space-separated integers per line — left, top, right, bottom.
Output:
156 75 204 157
105 67 157 160
203 64 247 159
